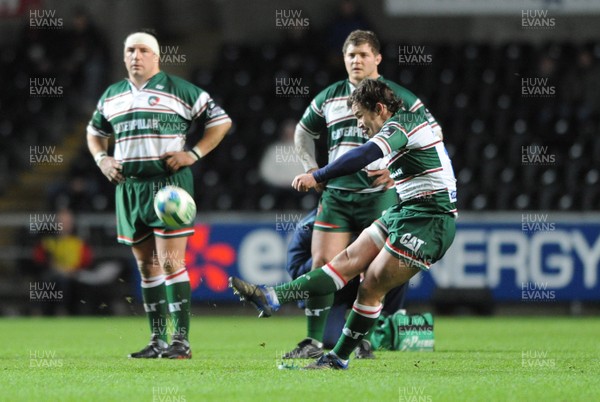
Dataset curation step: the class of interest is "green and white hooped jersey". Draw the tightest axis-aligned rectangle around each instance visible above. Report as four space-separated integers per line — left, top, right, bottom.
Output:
299 77 438 193
87 71 231 178
369 111 457 215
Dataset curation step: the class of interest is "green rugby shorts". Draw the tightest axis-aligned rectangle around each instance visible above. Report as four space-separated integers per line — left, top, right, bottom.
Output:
314 188 398 233
368 205 456 271
115 168 195 245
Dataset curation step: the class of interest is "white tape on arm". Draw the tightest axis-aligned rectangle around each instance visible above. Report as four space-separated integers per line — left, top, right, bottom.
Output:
94 151 107 166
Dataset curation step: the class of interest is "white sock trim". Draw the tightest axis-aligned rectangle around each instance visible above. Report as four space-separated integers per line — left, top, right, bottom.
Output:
352 301 383 319
165 268 189 286
141 275 165 288
322 264 346 290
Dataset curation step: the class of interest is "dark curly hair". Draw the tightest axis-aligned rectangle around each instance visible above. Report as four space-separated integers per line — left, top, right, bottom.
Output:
347 79 404 113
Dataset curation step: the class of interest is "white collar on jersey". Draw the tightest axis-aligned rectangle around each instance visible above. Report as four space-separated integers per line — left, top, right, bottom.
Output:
127 79 151 95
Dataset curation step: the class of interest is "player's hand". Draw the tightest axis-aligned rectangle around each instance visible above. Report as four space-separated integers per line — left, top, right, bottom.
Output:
292 173 317 192
306 168 326 193
99 156 124 184
368 169 394 190
160 151 196 172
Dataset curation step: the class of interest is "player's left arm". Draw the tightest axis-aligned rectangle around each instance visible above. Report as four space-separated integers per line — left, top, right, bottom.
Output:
161 122 232 172
162 89 232 172
292 142 383 192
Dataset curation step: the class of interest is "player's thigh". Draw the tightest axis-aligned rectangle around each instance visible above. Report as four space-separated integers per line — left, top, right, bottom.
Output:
311 230 352 268
327 229 381 282
131 236 160 277
155 236 188 274
358 250 420 306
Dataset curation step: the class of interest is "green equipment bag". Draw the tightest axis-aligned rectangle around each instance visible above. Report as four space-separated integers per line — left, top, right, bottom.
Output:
369 311 434 351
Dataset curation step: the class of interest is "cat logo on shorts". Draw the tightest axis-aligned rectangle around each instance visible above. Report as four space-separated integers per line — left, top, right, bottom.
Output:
400 233 426 253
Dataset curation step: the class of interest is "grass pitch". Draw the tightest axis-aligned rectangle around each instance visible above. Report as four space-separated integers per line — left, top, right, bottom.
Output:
0 315 598 401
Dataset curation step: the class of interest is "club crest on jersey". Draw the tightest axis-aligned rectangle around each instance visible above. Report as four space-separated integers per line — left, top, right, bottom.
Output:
148 96 160 106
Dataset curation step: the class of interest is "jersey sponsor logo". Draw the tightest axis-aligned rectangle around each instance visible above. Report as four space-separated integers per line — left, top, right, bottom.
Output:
148 96 160 106
331 126 367 141
400 233 426 253
113 119 159 133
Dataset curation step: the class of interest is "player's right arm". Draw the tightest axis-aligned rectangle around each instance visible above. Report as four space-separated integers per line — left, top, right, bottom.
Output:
86 98 124 184
295 91 329 190
292 141 384 192
294 125 318 173
292 120 409 192
295 93 327 171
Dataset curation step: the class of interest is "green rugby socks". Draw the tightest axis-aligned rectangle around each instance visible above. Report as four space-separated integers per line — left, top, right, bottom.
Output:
165 268 191 340
333 301 383 360
141 275 168 343
273 264 346 303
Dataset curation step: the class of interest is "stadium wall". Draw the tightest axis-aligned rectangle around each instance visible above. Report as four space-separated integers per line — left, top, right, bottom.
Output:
2 212 599 309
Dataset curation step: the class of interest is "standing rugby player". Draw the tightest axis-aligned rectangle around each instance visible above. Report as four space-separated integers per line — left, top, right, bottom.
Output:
87 32 231 359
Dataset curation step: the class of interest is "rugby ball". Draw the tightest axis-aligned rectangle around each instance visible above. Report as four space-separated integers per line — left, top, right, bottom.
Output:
153 185 197 228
